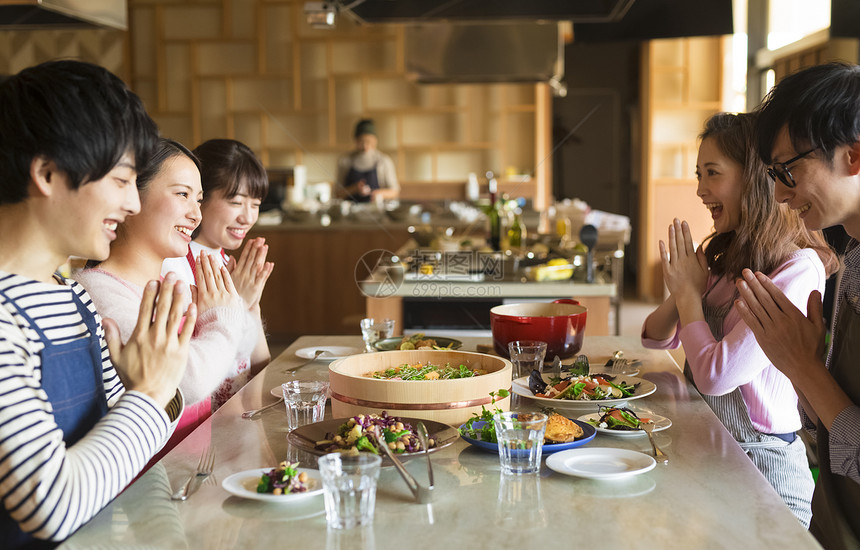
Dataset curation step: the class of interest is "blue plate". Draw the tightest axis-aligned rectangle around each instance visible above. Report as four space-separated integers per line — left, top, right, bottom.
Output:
458 418 596 454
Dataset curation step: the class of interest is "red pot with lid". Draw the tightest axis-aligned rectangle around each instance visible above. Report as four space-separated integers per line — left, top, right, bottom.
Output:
490 299 587 359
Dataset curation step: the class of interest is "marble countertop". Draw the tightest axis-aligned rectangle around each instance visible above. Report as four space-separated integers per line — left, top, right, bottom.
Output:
60 336 820 550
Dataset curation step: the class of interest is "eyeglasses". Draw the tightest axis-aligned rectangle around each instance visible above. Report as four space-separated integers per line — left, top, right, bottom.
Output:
766 148 816 188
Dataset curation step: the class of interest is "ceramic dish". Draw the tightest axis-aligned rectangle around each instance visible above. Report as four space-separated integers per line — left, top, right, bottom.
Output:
511 374 657 411
221 468 324 502
546 448 657 480
577 411 672 437
373 336 463 352
458 419 596 454
295 346 362 361
286 417 460 464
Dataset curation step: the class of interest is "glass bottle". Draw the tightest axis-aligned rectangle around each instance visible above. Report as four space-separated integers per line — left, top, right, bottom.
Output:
486 171 501 251
508 208 526 251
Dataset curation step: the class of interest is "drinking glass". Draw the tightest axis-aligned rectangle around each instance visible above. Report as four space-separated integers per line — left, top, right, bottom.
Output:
507 340 547 379
281 380 329 431
493 412 548 475
360 318 395 352
318 453 382 529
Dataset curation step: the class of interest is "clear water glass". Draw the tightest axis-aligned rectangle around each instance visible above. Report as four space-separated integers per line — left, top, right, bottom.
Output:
281 380 329 431
360 318 395 352
318 453 382 529
507 340 547 379
493 412 548 475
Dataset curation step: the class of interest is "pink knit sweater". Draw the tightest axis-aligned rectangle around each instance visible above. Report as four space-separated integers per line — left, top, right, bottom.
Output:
74 268 256 406
641 249 826 434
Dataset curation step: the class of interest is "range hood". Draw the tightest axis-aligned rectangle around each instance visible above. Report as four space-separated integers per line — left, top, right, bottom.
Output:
337 0 732 84
0 0 127 30
405 21 563 84
339 0 636 24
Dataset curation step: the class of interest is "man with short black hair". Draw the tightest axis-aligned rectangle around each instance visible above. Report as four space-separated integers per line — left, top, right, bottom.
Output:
737 62 860 550
0 60 196 547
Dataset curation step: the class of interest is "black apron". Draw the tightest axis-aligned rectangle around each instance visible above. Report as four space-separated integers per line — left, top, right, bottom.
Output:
809 298 860 550
0 283 108 548
345 164 379 203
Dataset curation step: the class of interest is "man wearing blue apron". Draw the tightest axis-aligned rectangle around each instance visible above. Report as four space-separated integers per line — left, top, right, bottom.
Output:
335 118 400 203
737 63 860 550
0 61 195 548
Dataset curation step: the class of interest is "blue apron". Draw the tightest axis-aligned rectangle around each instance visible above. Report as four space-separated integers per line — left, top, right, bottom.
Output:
345 164 379 203
0 282 108 548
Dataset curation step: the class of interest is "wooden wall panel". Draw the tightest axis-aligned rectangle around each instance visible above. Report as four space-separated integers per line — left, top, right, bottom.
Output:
126 0 549 199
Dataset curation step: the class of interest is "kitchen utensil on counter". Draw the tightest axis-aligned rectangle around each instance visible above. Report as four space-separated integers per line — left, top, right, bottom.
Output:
490 299 587 359
281 349 325 373
372 422 435 503
579 224 598 283
641 421 669 464
241 398 284 420
172 445 215 501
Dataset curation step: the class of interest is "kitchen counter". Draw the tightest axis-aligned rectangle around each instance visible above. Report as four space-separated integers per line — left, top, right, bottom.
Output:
60 336 820 550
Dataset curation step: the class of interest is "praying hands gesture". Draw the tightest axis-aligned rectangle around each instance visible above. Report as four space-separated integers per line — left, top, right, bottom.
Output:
662 218 709 325
735 269 852 429
226 237 274 311
642 219 709 339
104 273 196 407
193 251 245 314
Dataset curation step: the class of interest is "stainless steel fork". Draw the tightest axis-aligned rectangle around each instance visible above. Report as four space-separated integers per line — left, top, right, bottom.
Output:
641 421 669 464
171 445 215 501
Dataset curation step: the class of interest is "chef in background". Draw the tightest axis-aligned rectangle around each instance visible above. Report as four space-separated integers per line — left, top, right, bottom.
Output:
336 118 399 202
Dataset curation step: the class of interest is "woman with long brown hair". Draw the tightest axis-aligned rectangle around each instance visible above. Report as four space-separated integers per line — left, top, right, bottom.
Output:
642 112 838 526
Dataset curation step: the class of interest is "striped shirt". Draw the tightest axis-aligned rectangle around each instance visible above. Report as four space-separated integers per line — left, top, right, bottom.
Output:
0 271 175 542
815 239 860 482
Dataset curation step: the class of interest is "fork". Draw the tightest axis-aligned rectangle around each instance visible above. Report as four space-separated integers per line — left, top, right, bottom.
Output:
171 445 215 501
641 421 669 464
280 349 326 373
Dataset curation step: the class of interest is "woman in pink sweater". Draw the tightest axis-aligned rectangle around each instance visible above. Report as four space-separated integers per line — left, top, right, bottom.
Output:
642 113 838 526
75 139 260 451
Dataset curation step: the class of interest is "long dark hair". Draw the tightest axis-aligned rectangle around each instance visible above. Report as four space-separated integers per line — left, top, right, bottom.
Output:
699 113 838 278
192 139 268 201
136 138 200 193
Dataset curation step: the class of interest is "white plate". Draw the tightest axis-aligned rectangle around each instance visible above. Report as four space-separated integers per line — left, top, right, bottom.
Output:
295 346 361 361
512 374 657 411
577 411 672 437
546 448 657 480
221 468 324 502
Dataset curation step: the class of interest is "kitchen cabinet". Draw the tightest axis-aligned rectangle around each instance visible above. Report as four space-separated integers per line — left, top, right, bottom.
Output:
248 221 410 342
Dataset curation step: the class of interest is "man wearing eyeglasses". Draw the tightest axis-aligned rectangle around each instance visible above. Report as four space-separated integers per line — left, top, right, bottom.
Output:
736 62 860 550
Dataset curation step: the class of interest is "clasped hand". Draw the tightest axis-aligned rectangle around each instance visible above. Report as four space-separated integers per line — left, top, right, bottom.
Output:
192 251 245 314
225 237 274 310
660 218 708 303
104 273 196 407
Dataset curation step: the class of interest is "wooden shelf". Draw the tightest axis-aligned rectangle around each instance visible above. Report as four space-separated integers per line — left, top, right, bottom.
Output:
126 0 548 201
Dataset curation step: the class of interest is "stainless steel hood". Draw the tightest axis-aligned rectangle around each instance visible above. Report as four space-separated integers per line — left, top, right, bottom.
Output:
0 0 127 30
338 0 636 24
405 21 563 84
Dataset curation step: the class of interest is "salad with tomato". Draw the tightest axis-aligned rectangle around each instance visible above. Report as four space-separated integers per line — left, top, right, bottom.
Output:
587 406 651 431
531 372 638 401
